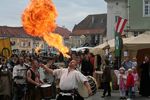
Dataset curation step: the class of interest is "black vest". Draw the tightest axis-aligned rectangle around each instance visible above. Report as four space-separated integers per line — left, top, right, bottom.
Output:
27 68 36 89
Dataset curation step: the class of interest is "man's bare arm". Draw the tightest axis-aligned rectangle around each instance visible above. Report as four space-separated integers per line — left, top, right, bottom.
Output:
84 81 92 96
40 64 53 75
27 70 40 86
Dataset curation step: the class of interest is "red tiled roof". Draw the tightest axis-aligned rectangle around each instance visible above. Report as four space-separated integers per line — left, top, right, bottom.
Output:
0 26 71 39
72 14 107 36
71 29 106 36
55 26 71 39
0 26 32 38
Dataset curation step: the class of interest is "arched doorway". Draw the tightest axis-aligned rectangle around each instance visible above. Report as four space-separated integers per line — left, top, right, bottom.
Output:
136 48 150 77
137 48 150 66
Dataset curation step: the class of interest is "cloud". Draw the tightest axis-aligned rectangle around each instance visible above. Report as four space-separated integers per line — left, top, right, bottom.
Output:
0 0 29 26
54 0 107 30
0 0 106 30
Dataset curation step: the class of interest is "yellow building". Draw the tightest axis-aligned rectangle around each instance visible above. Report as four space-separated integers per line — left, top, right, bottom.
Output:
0 26 71 54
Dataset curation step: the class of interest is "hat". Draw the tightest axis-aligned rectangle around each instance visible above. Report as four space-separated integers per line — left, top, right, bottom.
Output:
119 67 125 71
128 68 132 72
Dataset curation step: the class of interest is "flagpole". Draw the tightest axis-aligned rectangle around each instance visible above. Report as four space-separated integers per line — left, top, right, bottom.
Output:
118 36 123 69
114 16 127 69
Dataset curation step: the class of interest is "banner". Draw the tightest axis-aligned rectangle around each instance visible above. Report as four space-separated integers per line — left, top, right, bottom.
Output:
115 32 123 57
0 38 12 58
115 16 127 57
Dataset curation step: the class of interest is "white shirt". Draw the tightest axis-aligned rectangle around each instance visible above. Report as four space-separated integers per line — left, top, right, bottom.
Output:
13 64 27 84
132 61 137 67
53 68 87 90
114 70 127 85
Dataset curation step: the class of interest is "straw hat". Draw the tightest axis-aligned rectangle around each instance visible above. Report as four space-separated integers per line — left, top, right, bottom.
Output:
119 67 125 71
128 68 132 72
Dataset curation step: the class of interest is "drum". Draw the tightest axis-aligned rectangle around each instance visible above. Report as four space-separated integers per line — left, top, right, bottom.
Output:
94 71 103 89
78 76 98 98
40 84 52 99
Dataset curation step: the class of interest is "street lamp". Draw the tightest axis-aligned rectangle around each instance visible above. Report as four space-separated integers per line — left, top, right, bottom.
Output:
103 39 113 68
69 36 73 48
103 39 110 56
80 35 85 46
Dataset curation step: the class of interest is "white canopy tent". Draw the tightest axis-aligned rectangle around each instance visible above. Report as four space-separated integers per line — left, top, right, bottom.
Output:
90 39 115 55
90 37 134 55
124 32 150 50
71 47 92 52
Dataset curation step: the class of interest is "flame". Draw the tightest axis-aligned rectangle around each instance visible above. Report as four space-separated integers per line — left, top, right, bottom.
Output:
22 0 69 57
35 44 42 55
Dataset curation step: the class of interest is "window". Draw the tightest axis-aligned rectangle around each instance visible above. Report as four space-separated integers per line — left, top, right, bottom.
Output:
143 0 150 16
116 2 119 6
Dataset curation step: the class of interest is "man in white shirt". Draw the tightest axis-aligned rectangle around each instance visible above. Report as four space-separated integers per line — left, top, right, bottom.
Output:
41 60 92 100
13 56 27 100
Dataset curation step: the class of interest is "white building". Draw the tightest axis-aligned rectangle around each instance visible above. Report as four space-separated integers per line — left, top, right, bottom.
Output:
105 0 128 40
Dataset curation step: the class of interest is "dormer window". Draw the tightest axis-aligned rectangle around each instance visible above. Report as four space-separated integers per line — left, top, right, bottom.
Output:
116 2 119 6
101 19 104 23
143 0 150 16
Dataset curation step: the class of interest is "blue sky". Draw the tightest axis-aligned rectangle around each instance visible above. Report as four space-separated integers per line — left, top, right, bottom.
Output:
0 0 107 31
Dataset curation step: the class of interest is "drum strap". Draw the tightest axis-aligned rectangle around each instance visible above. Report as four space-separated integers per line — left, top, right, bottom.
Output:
60 89 75 93
59 89 78 95
60 92 72 96
59 93 75 100
59 90 75 100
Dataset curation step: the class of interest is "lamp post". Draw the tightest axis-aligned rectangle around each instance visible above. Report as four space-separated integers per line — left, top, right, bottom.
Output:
69 36 73 48
80 35 85 46
103 39 110 56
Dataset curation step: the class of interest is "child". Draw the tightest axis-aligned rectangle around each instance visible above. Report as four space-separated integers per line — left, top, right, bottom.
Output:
126 69 134 100
114 67 127 100
132 67 139 97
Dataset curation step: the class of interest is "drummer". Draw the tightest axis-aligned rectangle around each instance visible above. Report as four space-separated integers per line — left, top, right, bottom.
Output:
41 59 92 100
26 59 43 100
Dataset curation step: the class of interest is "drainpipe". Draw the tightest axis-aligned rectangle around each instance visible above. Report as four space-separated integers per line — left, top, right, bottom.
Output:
127 0 130 37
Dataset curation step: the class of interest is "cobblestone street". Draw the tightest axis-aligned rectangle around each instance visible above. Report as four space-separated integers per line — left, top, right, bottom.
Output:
85 90 150 100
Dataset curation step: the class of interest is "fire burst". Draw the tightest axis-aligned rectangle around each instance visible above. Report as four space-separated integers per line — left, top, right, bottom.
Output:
22 0 69 57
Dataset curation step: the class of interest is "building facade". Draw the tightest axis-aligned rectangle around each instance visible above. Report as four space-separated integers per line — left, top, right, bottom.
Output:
71 14 107 48
0 26 71 53
105 0 128 39
105 0 150 39
129 0 150 33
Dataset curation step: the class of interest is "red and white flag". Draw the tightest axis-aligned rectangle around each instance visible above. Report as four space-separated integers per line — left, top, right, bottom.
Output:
115 16 127 34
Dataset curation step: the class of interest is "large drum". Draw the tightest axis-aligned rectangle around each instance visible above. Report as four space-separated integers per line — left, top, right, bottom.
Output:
39 84 53 99
94 71 103 89
78 76 98 98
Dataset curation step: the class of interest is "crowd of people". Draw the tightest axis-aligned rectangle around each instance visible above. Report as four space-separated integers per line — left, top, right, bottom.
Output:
0 49 149 100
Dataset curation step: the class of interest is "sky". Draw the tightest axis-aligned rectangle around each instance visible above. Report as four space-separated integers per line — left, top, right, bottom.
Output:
0 0 107 31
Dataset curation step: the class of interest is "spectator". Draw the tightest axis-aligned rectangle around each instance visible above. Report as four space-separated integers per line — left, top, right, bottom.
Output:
126 69 134 100
13 56 27 100
122 57 133 70
139 56 150 97
101 66 112 98
132 57 137 68
96 54 102 71
114 67 127 100
0 57 12 100
132 67 139 97
81 49 93 76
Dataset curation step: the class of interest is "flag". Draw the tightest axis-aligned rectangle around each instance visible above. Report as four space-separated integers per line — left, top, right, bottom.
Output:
115 16 127 57
115 16 127 35
0 38 12 58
